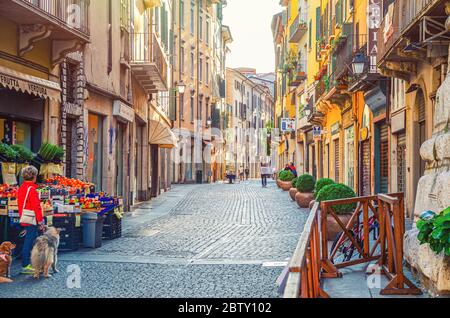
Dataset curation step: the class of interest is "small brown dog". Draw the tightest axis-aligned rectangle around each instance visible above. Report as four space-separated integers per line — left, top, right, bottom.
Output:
0 241 16 283
31 227 60 279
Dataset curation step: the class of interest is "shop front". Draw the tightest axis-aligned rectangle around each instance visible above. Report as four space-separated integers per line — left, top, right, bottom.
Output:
0 65 61 152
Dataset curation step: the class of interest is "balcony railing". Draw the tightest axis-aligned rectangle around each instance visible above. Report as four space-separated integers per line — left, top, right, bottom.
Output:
131 33 168 92
289 12 308 43
19 0 90 35
288 59 307 87
401 0 439 33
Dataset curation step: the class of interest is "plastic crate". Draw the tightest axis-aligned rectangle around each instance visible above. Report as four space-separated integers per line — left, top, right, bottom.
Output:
59 227 82 251
102 212 122 240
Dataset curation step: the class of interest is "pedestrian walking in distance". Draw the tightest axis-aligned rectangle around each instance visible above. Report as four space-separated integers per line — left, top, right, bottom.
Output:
260 163 271 188
245 168 250 181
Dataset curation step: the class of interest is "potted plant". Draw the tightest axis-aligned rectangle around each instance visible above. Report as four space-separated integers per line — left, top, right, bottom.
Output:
289 177 299 201
295 174 316 208
11 144 34 164
0 143 18 163
315 183 357 241
314 178 335 198
279 170 295 191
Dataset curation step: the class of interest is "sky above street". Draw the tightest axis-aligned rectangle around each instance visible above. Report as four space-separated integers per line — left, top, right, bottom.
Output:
223 0 282 73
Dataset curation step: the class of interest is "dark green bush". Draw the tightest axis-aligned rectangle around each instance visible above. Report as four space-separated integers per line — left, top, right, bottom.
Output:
11 144 34 162
291 177 298 188
314 178 335 198
316 183 357 215
279 170 295 182
296 174 316 193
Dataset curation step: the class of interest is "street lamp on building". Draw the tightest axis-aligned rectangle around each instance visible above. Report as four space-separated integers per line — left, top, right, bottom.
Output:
351 53 366 76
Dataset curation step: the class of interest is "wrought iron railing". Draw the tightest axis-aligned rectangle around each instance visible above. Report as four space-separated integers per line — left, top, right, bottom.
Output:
131 33 168 85
21 0 90 35
289 11 308 41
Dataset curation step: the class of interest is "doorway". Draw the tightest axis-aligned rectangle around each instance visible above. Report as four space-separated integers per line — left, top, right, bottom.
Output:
65 117 77 178
150 144 159 197
413 88 427 203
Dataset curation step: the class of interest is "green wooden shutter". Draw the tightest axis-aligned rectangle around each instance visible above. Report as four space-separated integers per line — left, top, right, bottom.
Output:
169 88 177 121
315 7 321 41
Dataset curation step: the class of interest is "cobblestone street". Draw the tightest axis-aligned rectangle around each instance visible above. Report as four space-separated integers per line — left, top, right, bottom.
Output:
0 180 308 298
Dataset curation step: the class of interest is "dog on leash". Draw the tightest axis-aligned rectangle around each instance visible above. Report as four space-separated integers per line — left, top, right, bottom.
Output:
31 227 60 279
0 241 16 283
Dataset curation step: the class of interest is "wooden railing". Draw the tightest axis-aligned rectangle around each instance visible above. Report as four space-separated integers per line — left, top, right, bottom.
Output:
284 202 329 298
21 0 90 35
284 193 422 298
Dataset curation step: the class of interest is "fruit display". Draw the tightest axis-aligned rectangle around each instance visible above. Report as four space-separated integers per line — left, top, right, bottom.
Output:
0 184 17 199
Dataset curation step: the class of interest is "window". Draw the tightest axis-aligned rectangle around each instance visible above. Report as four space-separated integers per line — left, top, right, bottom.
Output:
190 51 194 78
206 18 210 45
180 0 185 28
190 96 194 122
205 59 209 85
180 46 185 73
199 14 203 41
199 57 203 82
198 99 202 120
190 2 195 35
180 94 184 120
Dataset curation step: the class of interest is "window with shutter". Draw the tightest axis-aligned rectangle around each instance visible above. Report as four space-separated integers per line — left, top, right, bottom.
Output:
316 7 321 41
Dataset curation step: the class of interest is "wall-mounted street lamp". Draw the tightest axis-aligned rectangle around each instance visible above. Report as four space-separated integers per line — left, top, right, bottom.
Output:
177 82 186 94
351 52 366 76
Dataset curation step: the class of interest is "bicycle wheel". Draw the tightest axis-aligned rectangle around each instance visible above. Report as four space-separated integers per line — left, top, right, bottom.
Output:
330 230 362 264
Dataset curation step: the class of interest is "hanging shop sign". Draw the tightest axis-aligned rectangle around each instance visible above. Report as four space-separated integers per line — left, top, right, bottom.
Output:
0 66 61 102
281 118 296 132
391 110 406 134
313 126 322 140
360 127 370 141
113 100 135 123
367 0 382 73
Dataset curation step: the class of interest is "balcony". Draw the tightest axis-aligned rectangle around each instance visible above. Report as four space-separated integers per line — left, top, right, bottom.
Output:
0 0 90 39
377 0 445 80
288 59 307 87
131 33 169 93
0 0 90 65
289 12 308 43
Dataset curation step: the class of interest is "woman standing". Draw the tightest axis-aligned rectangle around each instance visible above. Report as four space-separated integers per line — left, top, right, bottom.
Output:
17 166 44 274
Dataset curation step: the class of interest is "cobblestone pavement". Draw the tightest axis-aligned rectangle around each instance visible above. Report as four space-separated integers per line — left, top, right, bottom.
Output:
0 180 308 298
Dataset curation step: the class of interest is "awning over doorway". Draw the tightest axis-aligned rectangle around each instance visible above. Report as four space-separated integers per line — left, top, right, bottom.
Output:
0 66 61 102
149 116 177 149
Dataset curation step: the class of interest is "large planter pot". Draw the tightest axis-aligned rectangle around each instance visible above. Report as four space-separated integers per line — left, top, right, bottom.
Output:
280 181 292 191
276 179 282 188
326 213 355 242
289 188 298 201
295 192 314 208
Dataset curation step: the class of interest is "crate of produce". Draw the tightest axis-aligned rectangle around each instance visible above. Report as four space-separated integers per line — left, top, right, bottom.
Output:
47 213 82 229
0 200 7 216
102 211 122 240
8 198 18 210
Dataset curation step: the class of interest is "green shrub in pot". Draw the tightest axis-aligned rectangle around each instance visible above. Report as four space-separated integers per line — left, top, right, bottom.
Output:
279 170 295 182
315 183 357 215
295 174 316 193
314 178 335 198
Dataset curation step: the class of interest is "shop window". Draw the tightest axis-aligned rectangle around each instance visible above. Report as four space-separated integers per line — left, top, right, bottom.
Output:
15 122 32 150
87 113 103 190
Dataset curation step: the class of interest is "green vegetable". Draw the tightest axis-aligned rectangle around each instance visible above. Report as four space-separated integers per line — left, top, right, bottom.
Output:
296 174 316 193
417 208 450 256
0 143 19 162
38 142 65 162
11 144 34 162
315 183 357 215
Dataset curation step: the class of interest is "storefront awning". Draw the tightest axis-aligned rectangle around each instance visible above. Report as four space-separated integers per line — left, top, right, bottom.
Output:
0 66 61 102
149 117 177 148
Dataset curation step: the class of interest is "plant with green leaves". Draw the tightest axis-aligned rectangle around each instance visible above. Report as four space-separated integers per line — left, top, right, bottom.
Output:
291 177 298 188
296 174 316 193
0 143 19 162
315 183 357 215
279 170 295 182
417 207 450 256
11 144 34 162
38 142 65 162
314 178 335 198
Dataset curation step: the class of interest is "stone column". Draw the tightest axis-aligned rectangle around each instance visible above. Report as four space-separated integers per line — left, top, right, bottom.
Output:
403 3 450 296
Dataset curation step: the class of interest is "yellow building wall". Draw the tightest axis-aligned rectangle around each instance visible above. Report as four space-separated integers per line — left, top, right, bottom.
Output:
307 0 320 87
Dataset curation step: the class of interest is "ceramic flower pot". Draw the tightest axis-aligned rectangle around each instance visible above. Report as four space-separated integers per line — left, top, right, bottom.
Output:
295 192 314 208
276 179 282 188
280 181 293 191
326 213 355 242
289 188 298 201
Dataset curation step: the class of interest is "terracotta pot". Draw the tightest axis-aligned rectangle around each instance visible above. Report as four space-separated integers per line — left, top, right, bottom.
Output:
309 199 316 210
280 181 293 191
289 188 298 201
326 213 355 242
276 179 282 188
295 192 314 208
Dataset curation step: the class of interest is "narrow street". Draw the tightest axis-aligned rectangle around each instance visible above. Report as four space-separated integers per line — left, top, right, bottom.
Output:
0 180 308 298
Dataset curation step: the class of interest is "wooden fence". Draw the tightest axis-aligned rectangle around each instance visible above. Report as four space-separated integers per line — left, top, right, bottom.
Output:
284 193 422 298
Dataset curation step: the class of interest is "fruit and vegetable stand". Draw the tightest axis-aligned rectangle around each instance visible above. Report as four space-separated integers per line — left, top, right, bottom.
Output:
0 142 124 256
